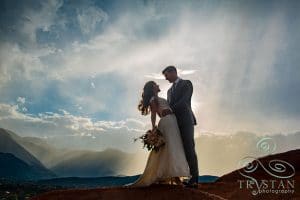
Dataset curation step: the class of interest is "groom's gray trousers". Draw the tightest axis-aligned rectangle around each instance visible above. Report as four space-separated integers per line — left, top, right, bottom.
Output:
177 118 199 180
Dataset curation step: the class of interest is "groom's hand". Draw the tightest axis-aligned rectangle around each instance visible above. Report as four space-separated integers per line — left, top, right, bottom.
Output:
161 109 173 117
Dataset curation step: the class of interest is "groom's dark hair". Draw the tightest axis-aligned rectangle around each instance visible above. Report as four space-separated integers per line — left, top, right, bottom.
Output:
162 66 177 74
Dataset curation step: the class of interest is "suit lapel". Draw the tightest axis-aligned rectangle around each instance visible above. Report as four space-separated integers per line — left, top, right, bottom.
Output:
174 79 183 96
171 79 183 103
167 89 171 104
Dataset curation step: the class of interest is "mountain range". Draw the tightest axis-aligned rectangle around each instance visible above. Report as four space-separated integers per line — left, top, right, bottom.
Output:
0 128 55 180
0 152 53 180
0 127 137 178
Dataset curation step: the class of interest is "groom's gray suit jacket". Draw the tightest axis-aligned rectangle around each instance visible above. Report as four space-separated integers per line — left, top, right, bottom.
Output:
168 79 197 127
167 78 199 179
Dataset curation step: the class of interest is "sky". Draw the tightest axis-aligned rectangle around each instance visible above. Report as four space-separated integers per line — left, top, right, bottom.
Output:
0 0 300 154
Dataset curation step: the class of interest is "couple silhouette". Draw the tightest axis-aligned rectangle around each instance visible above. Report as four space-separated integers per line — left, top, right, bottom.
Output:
126 65 199 188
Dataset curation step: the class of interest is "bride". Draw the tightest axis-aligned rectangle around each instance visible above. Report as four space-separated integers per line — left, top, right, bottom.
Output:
125 81 191 187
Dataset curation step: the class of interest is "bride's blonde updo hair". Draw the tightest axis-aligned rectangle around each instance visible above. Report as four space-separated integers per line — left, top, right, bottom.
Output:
138 81 156 115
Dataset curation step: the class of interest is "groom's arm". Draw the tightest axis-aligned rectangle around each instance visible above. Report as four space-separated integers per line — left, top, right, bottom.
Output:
170 80 193 111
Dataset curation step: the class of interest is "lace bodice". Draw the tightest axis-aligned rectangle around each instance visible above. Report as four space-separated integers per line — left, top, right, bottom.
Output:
150 96 171 116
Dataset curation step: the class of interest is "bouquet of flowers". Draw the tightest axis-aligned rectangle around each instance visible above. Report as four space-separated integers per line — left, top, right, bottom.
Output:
134 126 165 152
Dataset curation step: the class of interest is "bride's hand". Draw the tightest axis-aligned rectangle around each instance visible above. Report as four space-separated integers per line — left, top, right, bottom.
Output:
161 109 173 117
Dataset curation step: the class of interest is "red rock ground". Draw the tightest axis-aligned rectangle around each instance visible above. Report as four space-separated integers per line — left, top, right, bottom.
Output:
32 149 300 200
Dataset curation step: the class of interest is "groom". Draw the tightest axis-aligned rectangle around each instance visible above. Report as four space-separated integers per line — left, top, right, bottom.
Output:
162 65 199 188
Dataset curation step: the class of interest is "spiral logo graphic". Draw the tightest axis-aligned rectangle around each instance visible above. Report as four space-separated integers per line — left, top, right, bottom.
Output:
237 157 260 195
238 157 295 179
237 157 257 172
256 137 277 154
268 159 295 179
238 157 295 195
237 137 295 196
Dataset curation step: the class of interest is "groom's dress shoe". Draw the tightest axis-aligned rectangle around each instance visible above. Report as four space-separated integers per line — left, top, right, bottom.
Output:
183 182 198 189
183 178 199 189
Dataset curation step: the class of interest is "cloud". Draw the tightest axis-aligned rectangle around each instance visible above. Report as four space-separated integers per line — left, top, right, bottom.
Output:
144 73 165 80
0 42 47 84
16 97 27 112
0 102 147 152
0 0 299 177
20 0 63 43
179 69 197 75
0 0 64 53
1 100 299 176
0 0 299 138
17 97 26 104
145 69 197 79
0 102 146 134
77 5 108 35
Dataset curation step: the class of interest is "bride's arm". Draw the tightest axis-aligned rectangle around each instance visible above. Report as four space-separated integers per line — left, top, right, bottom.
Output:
150 98 158 129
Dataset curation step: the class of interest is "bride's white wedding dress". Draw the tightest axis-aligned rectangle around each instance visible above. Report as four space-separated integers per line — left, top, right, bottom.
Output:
125 96 191 187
